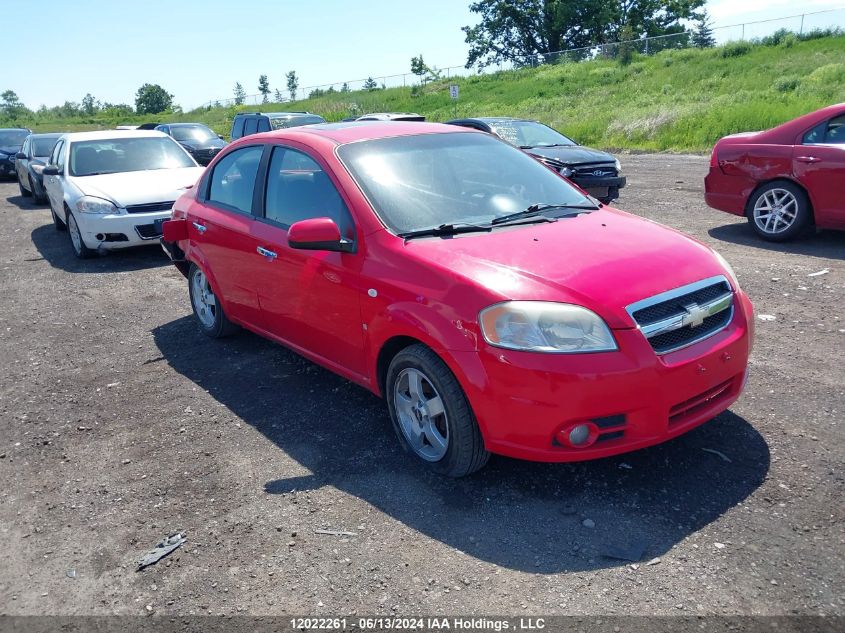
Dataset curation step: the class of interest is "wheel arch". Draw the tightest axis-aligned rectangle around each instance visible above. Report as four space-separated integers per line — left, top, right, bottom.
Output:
375 335 428 398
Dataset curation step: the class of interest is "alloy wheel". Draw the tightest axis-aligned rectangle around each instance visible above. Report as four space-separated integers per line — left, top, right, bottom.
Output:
191 269 217 328
753 188 799 235
68 213 83 255
393 368 449 461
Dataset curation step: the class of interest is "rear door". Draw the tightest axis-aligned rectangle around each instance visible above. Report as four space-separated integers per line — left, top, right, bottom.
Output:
795 114 845 228
189 144 266 325
250 144 366 376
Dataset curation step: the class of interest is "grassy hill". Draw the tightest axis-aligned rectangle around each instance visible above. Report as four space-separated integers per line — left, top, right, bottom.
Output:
14 33 845 153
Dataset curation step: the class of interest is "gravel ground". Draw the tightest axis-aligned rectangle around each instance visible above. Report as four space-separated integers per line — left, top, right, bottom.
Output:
0 154 842 617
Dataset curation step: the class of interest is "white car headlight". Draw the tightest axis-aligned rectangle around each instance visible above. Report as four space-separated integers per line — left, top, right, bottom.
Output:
479 301 617 353
560 166 573 177
712 250 740 290
76 196 118 215
614 158 622 173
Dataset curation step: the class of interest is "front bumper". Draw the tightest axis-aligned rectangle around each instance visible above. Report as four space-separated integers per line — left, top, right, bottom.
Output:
454 290 753 462
570 175 626 201
0 160 16 177
75 210 172 250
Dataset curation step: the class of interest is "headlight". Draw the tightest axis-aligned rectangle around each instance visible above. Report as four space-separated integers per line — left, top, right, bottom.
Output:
560 166 573 177
712 250 740 290
614 158 622 173
479 301 617 353
76 196 118 215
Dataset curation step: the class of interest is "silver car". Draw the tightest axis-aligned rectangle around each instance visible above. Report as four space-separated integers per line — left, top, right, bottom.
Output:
42 130 205 259
15 133 62 203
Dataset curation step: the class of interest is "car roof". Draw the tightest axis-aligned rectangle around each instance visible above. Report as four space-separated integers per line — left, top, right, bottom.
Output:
235 111 314 118
59 130 170 142
167 122 211 127
30 132 63 138
238 121 477 146
357 112 424 120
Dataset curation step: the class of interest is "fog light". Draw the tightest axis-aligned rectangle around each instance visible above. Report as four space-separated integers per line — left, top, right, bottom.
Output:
568 424 591 446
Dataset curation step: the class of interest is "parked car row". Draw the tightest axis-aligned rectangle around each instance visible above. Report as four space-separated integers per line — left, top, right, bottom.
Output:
0 127 32 179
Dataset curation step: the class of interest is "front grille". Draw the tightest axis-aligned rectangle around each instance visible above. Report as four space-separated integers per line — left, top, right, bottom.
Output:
126 202 174 214
571 163 618 178
627 276 733 354
135 223 163 239
669 379 734 426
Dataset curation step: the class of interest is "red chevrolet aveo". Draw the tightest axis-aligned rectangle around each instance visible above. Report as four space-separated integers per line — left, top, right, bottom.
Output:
705 103 845 241
162 122 753 476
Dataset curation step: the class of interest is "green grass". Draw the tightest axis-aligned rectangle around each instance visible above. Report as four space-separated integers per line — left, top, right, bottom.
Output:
10 34 845 153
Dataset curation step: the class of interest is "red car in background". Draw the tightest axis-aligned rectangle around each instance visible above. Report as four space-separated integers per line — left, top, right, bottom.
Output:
162 123 752 476
705 103 845 241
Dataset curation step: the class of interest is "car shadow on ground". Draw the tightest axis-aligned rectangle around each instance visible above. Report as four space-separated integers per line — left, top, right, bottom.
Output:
709 223 845 261
153 316 770 574
5 191 48 210
30 223 170 273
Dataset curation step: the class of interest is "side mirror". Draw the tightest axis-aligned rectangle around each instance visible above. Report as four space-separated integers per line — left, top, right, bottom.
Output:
15 152 26 160
42 165 60 176
288 217 353 253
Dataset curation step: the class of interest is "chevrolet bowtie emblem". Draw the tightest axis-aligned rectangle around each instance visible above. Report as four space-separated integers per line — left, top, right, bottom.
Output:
682 302 708 328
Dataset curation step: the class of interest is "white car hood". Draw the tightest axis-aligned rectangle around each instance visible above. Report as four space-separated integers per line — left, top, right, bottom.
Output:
73 167 205 208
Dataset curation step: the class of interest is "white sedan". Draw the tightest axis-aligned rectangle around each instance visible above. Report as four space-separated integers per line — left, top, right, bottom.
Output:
42 130 205 258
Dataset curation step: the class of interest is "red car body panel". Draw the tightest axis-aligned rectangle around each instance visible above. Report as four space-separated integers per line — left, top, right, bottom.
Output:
705 103 845 229
166 123 753 463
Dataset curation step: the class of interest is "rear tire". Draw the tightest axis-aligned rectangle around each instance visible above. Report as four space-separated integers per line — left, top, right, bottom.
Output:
188 263 238 338
32 176 48 204
50 200 67 231
386 344 490 477
746 181 810 242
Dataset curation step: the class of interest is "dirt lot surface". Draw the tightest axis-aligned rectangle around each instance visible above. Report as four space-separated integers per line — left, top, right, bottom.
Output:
1 154 843 617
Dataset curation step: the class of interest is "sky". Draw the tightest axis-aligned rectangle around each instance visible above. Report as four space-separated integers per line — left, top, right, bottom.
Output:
4 0 844 111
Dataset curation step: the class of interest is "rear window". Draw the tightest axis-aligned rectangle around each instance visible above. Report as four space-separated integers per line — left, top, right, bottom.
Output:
269 115 326 130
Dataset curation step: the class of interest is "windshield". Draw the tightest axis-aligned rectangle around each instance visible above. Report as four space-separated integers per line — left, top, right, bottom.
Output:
0 130 29 146
270 115 326 130
487 121 576 149
337 132 592 234
69 137 196 177
32 136 60 157
170 125 216 143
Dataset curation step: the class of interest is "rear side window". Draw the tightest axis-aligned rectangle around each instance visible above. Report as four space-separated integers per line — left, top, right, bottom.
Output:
207 145 263 214
231 117 245 139
257 117 271 133
803 115 845 145
264 146 354 239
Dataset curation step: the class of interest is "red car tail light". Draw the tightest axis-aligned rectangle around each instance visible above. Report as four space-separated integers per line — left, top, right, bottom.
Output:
709 144 719 169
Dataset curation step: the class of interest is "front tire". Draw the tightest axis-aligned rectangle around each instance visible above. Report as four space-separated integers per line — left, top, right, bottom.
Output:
188 264 238 338
747 181 810 242
67 210 95 259
18 176 31 198
386 344 489 477
51 204 67 231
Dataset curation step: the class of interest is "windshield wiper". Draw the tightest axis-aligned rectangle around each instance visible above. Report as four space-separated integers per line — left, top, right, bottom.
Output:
491 202 598 226
398 223 492 240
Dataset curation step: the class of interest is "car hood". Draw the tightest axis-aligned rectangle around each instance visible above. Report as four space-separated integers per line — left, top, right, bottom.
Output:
178 138 226 150
525 145 615 166
402 208 727 329
73 167 205 207
0 145 21 156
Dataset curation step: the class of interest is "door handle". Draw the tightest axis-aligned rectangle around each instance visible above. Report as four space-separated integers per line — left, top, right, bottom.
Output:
256 246 277 259
192 221 207 233
795 156 821 163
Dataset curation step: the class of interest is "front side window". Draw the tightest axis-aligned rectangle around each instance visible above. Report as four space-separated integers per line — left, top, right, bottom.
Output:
264 146 354 239
21 137 30 156
337 132 592 234
207 145 263 213
68 137 195 177
803 114 845 145
52 140 66 171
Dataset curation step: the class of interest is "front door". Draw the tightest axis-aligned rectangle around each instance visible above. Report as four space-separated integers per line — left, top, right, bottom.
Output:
44 139 66 217
795 113 845 228
251 144 366 377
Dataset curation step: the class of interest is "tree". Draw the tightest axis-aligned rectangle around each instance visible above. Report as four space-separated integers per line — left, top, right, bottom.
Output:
286 71 299 101
258 75 270 103
0 90 27 119
135 83 173 114
233 82 246 106
81 93 97 116
363 77 378 91
692 10 716 48
462 0 705 68
274 89 284 102
340 82 350 93
411 54 427 80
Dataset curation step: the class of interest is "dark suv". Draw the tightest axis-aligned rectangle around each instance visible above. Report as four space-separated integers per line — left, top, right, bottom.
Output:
0 128 32 179
156 123 227 165
446 117 626 204
230 112 326 140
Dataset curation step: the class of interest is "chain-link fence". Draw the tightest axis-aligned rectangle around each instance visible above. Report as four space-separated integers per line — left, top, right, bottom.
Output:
195 8 845 110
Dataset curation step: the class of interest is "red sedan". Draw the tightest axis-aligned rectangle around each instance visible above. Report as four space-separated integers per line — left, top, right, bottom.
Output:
705 103 845 241
162 122 753 476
